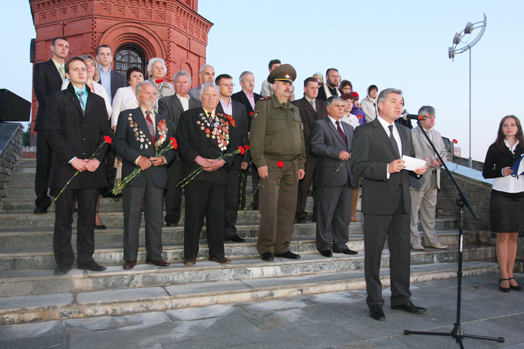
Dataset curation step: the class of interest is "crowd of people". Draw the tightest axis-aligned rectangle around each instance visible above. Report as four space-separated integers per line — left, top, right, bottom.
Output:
32 36 521 322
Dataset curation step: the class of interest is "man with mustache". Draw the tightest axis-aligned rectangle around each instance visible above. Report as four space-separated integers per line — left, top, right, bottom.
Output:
250 64 306 262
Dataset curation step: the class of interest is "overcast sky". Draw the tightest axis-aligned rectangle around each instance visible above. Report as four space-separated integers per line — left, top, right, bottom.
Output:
2 0 523 161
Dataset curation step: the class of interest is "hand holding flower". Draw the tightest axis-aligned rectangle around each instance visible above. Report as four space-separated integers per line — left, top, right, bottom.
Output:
85 158 100 172
150 156 165 167
137 156 152 170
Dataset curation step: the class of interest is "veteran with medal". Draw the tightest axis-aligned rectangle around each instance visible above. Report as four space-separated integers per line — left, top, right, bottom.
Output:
113 81 175 270
177 82 238 266
250 64 306 261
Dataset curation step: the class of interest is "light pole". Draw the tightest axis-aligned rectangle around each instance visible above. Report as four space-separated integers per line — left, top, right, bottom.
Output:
449 14 487 168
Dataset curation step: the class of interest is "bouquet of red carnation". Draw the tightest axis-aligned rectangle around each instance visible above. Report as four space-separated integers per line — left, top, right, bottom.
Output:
53 136 112 203
112 137 177 194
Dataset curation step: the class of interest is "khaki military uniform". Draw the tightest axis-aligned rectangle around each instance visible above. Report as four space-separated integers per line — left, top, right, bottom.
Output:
250 94 306 254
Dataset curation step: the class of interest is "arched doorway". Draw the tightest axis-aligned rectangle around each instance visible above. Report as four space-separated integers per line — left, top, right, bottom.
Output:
114 43 147 84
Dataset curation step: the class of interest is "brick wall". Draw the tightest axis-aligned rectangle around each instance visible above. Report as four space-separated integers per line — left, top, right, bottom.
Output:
0 124 23 198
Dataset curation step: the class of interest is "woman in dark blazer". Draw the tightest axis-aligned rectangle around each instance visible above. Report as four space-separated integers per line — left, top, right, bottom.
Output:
482 115 524 292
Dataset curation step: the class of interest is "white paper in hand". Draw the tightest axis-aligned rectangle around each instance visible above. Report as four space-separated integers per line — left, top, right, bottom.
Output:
402 156 426 172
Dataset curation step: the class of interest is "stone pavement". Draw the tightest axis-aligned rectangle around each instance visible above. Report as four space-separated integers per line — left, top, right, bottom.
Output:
1 273 523 349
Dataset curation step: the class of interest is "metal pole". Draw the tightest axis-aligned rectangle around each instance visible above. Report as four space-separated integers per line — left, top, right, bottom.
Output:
468 49 472 168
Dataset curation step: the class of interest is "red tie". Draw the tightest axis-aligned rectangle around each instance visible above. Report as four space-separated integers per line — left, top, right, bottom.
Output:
145 111 156 144
336 121 347 146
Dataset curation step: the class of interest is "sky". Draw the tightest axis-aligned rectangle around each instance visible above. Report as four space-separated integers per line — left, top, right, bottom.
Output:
1 0 523 162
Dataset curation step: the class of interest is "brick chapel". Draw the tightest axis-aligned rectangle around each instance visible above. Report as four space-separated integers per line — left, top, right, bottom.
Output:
29 0 213 134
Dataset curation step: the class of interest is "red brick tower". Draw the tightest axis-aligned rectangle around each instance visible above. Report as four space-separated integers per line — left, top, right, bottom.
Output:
29 0 212 134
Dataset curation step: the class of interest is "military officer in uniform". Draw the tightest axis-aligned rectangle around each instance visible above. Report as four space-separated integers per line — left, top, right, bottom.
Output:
250 64 306 261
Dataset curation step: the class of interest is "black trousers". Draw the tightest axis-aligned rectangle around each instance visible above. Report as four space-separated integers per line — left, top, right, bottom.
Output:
122 176 164 262
364 192 412 308
165 160 183 224
225 166 240 238
103 144 117 192
296 157 317 220
184 180 226 259
53 188 98 268
35 131 53 209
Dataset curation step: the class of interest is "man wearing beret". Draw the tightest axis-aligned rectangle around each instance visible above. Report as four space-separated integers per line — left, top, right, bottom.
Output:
250 64 306 261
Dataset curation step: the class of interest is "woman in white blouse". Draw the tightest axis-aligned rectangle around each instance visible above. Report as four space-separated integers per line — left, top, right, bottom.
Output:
61 54 112 118
111 67 145 131
482 115 524 293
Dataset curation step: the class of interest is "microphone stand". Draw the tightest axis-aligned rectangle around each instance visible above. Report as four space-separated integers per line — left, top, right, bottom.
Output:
403 127 504 348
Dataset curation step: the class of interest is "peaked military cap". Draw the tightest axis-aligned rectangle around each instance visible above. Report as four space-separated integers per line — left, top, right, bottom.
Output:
267 64 297 84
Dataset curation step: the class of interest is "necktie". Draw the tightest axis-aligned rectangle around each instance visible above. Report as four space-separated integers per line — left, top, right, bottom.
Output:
388 125 400 157
310 100 316 111
77 91 85 115
208 112 213 121
58 65 65 80
145 111 156 144
335 121 347 146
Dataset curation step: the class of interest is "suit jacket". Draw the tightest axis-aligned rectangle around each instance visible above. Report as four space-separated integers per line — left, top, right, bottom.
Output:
409 126 447 190
232 90 261 130
176 107 238 184
293 97 327 159
98 69 126 101
158 94 201 161
310 117 355 187
33 59 64 131
216 100 250 168
350 117 420 216
44 83 110 189
188 85 202 100
113 107 176 189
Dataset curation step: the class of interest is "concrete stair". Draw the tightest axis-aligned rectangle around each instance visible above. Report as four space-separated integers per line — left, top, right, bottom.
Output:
0 157 499 325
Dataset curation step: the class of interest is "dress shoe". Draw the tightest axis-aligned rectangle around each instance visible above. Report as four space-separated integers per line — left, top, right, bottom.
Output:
320 250 333 257
184 258 196 266
499 278 510 293
428 243 448 249
295 217 306 223
146 259 170 267
350 216 358 222
274 251 301 259
54 266 71 276
34 206 48 214
391 301 426 314
123 261 136 270
509 277 522 291
411 244 424 250
165 218 179 227
226 234 246 243
77 261 107 272
209 256 231 264
369 305 386 321
95 224 107 230
337 248 358 255
261 252 274 261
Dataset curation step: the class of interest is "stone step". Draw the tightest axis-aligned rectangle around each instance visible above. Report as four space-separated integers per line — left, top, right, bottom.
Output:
10 159 36 168
0 261 499 325
0 231 480 271
0 194 315 212
0 243 495 298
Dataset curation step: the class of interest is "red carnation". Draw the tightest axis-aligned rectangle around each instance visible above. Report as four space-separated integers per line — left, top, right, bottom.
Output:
249 112 254 117
238 146 245 155
104 135 112 144
357 114 362 119
170 137 177 150
244 145 250 150
277 161 284 168
453 139 458 144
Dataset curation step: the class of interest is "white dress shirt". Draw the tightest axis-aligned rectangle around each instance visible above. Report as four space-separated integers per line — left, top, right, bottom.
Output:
493 140 524 193
177 94 190 111
111 86 140 128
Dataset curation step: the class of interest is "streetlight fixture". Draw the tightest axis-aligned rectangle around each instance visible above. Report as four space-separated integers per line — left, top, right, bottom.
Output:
449 14 487 168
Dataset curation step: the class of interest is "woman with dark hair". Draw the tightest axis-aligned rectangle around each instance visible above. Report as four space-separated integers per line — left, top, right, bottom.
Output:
339 80 353 94
361 84 378 122
111 67 145 132
482 115 524 292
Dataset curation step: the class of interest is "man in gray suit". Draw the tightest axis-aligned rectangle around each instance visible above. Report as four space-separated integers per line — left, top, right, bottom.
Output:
113 81 175 270
310 96 358 257
189 64 215 99
351 88 427 321
409 106 448 250
158 70 202 227
215 74 249 243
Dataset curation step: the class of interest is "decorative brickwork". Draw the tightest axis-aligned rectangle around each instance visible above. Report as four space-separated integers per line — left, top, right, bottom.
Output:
29 0 212 134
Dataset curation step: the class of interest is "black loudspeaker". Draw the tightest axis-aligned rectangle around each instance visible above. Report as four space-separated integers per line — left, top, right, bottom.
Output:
30 39 36 63
0 89 31 123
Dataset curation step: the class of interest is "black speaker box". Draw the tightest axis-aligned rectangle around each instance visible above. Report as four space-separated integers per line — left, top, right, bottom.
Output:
0 89 31 123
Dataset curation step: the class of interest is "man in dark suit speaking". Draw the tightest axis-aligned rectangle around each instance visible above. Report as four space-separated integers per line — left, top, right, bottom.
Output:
351 88 427 321
45 57 111 275
310 96 357 257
